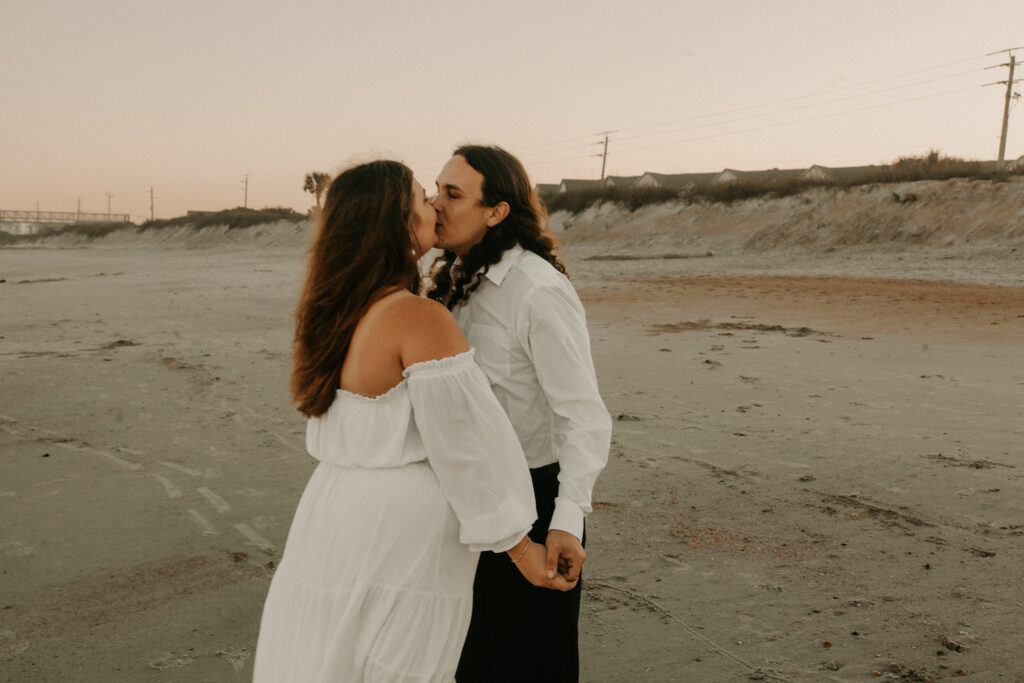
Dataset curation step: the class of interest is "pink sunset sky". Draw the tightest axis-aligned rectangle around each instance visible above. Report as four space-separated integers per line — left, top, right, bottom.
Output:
2 0 1022 221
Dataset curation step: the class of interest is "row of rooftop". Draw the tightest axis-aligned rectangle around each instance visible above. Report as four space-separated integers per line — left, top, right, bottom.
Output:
535 156 1024 195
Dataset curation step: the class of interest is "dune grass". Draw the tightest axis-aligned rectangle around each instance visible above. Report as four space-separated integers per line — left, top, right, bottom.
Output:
541 186 679 213
542 151 1019 214
0 207 310 245
0 221 136 245
140 206 307 231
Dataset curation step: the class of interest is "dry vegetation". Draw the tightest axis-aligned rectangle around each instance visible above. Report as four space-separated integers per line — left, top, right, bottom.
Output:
139 207 307 231
0 207 308 246
541 151 1020 214
2 153 1017 247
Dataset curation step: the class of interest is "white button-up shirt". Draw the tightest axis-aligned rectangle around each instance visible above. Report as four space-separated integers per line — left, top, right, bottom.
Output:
453 245 612 540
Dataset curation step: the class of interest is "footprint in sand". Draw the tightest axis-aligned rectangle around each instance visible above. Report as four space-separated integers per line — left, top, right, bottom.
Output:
1 540 34 557
148 652 194 669
187 509 218 536
198 486 230 513
218 647 252 673
251 515 278 530
0 629 30 657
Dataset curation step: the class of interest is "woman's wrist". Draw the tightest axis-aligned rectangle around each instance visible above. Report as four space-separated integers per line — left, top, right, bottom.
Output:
506 535 531 563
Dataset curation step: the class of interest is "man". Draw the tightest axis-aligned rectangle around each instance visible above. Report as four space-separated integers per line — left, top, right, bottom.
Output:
430 145 612 682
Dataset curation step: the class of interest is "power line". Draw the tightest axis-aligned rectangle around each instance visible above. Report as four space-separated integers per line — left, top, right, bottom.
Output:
525 84 983 167
613 85 983 157
611 54 993 138
520 68 987 170
610 68 987 145
514 52 995 157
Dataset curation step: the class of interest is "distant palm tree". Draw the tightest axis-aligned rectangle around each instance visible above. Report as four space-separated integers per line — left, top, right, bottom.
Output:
303 172 330 209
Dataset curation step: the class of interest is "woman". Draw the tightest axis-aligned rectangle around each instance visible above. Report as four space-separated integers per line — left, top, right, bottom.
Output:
253 160 574 682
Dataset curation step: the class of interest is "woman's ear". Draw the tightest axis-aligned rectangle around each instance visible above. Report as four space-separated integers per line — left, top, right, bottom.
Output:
485 201 511 227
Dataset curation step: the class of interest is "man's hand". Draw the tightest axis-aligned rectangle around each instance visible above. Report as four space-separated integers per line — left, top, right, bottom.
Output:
545 529 586 582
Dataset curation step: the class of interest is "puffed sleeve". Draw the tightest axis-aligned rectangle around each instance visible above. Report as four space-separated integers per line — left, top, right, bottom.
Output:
403 349 536 553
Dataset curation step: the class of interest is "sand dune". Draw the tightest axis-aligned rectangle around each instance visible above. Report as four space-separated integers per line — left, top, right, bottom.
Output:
553 176 1024 254
8 176 1024 258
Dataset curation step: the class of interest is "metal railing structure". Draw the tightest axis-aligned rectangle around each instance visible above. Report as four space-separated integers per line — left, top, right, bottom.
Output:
0 210 131 225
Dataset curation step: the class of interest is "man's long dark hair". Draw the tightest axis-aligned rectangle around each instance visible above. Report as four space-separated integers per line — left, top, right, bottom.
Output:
292 160 419 418
427 145 567 309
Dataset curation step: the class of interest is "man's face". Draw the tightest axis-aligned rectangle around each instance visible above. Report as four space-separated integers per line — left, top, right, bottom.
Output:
409 178 438 256
433 155 492 257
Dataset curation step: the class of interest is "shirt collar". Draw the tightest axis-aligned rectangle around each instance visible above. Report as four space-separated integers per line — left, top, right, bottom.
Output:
481 244 523 286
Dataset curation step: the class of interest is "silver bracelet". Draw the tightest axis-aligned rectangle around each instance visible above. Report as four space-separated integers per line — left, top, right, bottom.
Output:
510 539 531 564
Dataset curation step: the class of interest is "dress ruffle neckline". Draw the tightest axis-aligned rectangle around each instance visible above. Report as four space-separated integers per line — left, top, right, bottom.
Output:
334 349 477 402
402 348 475 378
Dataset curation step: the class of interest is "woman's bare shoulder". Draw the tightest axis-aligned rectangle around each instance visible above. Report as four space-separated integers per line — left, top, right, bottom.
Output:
383 295 469 367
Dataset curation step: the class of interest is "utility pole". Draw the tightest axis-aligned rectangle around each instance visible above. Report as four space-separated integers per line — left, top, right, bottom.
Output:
591 131 614 179
998 54 1016 164
985 48 1023 169
243 174 249 208
600 134 609 179
106 192 113 217
149 186 155 221
77 197 81 222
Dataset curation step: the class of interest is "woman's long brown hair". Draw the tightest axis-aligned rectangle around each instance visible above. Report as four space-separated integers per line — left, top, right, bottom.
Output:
427 145 566 310
292 160 419 418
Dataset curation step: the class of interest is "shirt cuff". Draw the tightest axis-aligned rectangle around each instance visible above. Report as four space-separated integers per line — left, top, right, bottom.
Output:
549 498 585 541
468 526 532 554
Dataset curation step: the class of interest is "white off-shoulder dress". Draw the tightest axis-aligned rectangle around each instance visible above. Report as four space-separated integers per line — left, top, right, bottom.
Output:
252 350 536 683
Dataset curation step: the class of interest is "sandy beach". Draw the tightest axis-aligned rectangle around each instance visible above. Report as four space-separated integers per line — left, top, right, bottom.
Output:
2 205 1023 682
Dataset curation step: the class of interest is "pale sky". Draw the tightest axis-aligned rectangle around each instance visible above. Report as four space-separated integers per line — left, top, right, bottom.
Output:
2 0 1022 221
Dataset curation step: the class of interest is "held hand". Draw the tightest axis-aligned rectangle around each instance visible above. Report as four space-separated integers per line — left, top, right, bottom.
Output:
509 539 577 591
545 529 586 583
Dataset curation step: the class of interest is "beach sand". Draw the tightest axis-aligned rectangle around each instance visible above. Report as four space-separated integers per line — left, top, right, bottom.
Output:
1 239 1022 682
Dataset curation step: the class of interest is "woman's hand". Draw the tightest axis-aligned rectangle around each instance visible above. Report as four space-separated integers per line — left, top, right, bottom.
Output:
508 538 577 591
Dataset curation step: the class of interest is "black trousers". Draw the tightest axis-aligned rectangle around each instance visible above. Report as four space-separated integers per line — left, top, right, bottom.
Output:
456 462 583 682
